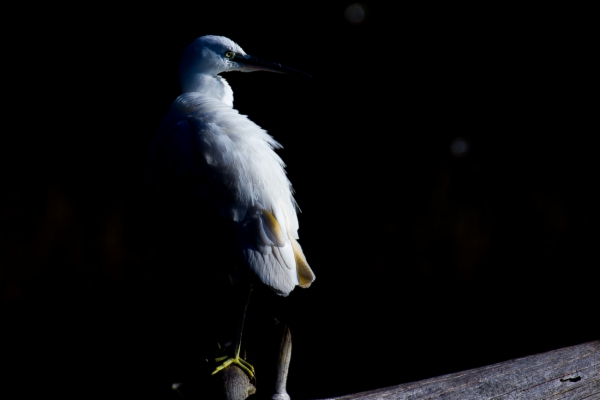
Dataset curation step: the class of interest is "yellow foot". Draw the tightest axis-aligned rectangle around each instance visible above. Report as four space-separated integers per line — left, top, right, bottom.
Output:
212 355 255 379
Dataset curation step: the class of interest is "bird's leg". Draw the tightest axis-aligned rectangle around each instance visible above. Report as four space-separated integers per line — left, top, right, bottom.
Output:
212 284 255 379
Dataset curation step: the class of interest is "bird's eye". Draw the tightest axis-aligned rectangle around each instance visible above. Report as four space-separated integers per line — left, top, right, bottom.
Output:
225 51 235 59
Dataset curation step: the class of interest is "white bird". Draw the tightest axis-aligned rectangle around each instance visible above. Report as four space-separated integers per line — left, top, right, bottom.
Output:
148 35 315 378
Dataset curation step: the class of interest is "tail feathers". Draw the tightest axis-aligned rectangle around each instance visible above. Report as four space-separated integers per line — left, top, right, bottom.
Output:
291 238 315 288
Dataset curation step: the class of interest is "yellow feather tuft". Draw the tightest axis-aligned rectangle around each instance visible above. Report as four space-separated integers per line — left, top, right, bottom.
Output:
291 238 315 288
262 210 287 247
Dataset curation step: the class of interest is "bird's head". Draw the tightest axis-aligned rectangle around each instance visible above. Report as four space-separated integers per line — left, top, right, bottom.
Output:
179 35 309 79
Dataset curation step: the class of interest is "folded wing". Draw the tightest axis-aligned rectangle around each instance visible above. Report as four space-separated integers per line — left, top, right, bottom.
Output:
148 93 315 296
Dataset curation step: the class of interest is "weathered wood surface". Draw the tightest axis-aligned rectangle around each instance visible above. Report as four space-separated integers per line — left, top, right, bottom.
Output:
323 340 600 400
172 365 256 400
214 366 257 400
270 322 293 400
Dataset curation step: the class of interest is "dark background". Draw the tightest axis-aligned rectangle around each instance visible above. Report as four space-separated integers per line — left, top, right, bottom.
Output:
2 2 597 399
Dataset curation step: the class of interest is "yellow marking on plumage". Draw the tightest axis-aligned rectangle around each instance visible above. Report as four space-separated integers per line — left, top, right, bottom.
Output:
262 210 286 247
291 238 315 288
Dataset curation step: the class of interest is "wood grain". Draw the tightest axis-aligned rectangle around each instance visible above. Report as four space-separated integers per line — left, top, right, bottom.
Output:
322 341 600 400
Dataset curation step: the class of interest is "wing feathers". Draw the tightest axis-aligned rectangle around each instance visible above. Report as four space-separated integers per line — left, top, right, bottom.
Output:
152 93 315 295
291 238 315 288
262 210 287 247
244 247 296 296
255 217 275 251
243 210 314 295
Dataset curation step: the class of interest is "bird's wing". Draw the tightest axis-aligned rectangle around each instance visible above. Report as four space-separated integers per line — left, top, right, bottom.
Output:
148 93 315 295
148 93 217 198
147 95 248 212
241 204 314 296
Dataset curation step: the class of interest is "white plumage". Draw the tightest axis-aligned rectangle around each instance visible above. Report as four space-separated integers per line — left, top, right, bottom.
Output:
149 35 314 296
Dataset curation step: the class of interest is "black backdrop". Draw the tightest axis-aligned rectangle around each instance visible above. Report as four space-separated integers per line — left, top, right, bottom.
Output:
2 2 597 399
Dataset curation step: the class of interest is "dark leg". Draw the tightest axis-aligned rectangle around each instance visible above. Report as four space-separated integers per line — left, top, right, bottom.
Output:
212 283 255 378
232 284 253 359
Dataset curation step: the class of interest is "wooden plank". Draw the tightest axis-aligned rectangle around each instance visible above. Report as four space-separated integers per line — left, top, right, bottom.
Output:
360 341 598 397
174 340 600 399
545 376 600 400
324 341 600 400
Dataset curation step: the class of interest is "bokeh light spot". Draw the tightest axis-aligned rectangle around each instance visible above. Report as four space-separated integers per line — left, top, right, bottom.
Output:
450 137 470 157
345 3 366 24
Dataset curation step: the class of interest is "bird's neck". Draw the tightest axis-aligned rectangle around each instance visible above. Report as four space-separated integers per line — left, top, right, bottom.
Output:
180 73 234 107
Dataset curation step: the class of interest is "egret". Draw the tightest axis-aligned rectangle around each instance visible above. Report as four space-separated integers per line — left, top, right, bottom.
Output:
147 35 315 379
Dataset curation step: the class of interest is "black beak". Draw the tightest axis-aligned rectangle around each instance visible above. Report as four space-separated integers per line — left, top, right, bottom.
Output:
232 53 310 78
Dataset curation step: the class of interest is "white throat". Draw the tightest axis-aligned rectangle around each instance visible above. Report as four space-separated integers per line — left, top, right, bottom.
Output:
180 73 234 107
